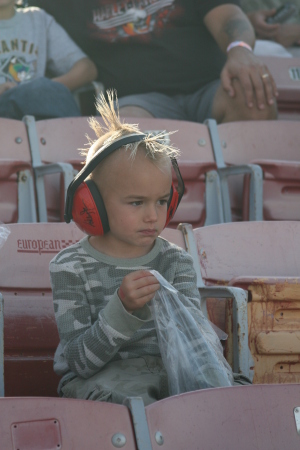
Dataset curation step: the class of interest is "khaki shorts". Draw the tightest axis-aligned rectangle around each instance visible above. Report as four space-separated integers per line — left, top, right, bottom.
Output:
117 80 220 123
61 356 169 406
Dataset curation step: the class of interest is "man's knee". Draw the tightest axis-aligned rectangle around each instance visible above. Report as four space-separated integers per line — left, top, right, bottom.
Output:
119 105 154 118
212 79 277 123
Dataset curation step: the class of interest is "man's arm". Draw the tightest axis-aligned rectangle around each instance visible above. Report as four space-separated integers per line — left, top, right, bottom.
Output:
204 4 277 110
52 57 98 92
204 3 255 51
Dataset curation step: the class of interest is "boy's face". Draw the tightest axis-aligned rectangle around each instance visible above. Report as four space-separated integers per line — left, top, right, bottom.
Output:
92 149 172 258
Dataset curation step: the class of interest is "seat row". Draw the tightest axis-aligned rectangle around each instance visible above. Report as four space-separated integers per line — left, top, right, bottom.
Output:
0 220 299 397
0 384 299 449
1 115 300 228
0 220 300 448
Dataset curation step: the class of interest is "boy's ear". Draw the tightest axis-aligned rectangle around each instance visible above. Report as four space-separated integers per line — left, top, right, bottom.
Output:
72 180 110 236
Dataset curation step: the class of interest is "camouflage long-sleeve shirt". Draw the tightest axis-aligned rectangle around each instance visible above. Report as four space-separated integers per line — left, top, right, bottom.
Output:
49 236 201 386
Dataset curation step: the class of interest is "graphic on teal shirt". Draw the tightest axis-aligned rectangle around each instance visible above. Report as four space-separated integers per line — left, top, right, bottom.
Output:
0 56 35 83
8 57 31 82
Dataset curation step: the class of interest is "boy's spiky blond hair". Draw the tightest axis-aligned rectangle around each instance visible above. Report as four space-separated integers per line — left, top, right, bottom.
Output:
84 90 180 166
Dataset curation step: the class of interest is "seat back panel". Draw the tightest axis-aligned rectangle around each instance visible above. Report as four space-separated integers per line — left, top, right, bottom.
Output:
0 397 137 449
193 222 300 384
145 384 300 450
0 223 84 396
194 221 300 284
217 120 300 222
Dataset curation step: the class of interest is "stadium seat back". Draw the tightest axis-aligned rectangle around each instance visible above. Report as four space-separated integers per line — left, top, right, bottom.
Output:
145 384 300 450
243 159 300 221
193 221 300 283
193 221 300 383
28 117 90 222
217 120 300 221
160 226 186 249
0 397 137 449
33 117 89 170
0 222 84 396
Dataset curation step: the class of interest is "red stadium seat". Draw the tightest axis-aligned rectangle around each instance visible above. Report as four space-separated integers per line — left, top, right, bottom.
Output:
0 222 84 396
215 120 300 222
0 397 137 449
143 384 300 450
243 159 300 221
191 221 300 384
24 115 82 223
159 226 249 381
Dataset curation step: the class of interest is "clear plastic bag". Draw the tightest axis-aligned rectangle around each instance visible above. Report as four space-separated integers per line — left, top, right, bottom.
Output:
0 223 10 250
150 270 234 396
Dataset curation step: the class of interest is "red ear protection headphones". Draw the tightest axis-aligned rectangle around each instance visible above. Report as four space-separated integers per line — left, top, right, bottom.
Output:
64 133 184 235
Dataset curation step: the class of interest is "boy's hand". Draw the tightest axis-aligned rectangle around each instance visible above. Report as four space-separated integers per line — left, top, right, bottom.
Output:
118 270 160 313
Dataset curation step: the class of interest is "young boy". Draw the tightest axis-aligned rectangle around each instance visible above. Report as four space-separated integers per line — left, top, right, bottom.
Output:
50 92 233 405
0 0 97 119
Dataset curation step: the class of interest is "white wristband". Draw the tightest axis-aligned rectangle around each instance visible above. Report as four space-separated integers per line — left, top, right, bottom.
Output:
226 41 252 53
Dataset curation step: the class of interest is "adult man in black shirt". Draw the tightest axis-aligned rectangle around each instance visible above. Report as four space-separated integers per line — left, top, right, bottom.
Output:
27 0 277 123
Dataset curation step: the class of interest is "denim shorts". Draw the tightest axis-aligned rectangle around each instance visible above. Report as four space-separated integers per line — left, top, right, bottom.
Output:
118 80 220 123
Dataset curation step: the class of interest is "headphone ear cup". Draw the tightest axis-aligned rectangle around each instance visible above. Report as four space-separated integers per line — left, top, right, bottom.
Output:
72 180 109 236
165 181 179 228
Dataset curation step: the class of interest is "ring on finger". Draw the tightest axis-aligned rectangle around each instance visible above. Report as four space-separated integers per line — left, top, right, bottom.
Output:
261 73 270 79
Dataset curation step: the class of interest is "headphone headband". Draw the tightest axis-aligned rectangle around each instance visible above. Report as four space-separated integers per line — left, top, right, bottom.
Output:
64 133 146 223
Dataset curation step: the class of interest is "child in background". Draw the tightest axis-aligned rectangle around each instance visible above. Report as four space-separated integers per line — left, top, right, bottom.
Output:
0 0 97 119
50 91 234 405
